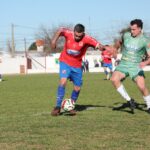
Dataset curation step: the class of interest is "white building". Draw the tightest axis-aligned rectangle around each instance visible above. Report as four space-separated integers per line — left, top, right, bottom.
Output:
0 51 150 74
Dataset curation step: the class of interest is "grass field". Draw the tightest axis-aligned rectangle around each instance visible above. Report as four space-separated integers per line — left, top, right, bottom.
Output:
0 73 150 150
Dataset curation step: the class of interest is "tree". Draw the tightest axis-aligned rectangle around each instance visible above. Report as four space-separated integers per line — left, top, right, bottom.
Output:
35 23 73 53
28 42 37 50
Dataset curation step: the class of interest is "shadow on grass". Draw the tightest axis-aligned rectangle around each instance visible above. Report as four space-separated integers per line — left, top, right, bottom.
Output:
75 104 106 111
60 102 147 116
112 101 147 114
60 104 106 116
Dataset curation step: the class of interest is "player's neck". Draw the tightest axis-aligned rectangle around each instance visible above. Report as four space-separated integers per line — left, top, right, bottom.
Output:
132 32 142 38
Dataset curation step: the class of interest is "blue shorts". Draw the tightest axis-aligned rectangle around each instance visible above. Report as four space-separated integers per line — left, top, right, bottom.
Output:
102 63 112 71
59 62 83 87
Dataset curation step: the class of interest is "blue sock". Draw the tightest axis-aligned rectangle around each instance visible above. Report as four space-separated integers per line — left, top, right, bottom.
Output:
104 70 108 75
56 85 65 107
71 90 80 102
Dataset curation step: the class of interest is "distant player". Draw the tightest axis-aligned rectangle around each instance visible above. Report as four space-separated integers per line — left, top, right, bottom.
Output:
106 19 150 113
101 45 116 80
51 24 104 116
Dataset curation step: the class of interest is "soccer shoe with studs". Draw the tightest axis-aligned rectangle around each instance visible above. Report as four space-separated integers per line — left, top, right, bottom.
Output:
69 109 76 116
128 99 136 112
113 98 136 112
51 106 61 116
147 108 150 114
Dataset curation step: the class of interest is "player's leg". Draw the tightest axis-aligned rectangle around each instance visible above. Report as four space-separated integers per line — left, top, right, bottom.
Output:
135 75 150 113
71 85 81 103
70 67 82 103
51 62 70 116
103 63 108 75
111 71 131 100
103 67 107 75
69 85 81 115
56 78 67 107
107 63 113 80
68 67 82 115
103 64 108 79
111 70 135 111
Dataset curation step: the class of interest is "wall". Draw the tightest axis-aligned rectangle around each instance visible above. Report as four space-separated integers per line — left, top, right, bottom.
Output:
0 53 150 74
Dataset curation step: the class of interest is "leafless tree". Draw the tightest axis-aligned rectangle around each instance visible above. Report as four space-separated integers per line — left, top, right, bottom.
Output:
35 23 73 53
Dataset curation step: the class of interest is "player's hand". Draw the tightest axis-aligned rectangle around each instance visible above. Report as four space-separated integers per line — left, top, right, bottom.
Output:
96 43 104 50
99 44 105 51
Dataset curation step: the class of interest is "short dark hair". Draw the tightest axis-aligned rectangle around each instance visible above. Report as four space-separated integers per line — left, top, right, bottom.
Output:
130 19 143 29
74 24 85 33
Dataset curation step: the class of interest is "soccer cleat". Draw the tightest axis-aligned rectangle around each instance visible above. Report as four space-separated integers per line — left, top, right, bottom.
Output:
69 109 76 116
51 106 61 116
113 99 136 112
129 99 136 109
147 108 150 114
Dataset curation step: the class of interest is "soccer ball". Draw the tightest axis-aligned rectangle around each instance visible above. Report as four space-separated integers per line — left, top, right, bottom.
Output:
61 99 75 111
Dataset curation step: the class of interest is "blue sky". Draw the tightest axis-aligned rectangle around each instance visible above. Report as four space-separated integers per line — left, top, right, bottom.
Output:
0 0 150 50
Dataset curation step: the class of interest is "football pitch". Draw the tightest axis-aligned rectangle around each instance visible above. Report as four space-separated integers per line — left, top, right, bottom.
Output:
0 73 150 150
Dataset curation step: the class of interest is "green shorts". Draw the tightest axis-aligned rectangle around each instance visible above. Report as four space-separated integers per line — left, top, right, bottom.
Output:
115 61 145 80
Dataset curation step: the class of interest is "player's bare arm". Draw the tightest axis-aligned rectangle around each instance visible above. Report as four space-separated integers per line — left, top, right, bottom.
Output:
111 39 122 58
51 29 62 49
114 39 122 50
111 46 118 59
96 43 104 51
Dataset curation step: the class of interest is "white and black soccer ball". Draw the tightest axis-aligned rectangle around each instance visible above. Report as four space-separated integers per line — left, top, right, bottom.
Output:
61 99 75 111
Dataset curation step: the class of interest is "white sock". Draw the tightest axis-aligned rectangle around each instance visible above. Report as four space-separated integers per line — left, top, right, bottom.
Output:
143 95 150 109
117 84 131 101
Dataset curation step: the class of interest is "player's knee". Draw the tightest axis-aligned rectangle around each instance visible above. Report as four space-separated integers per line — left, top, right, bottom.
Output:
110 76 121 87
59 78 67 86
110 76 116 83
74 86 81 92
59 81 67 87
